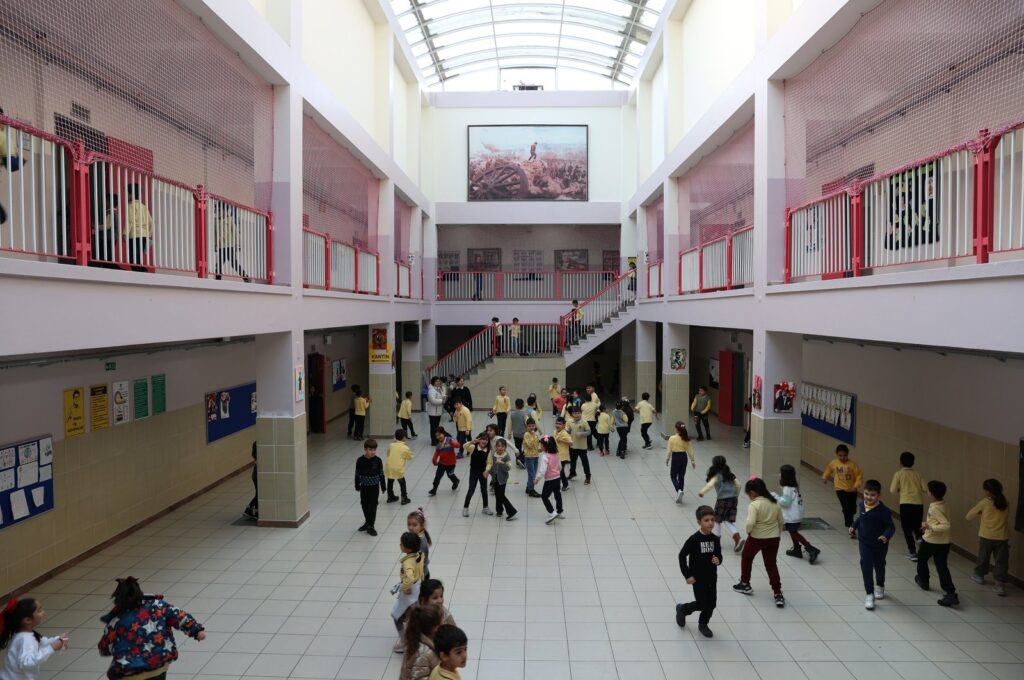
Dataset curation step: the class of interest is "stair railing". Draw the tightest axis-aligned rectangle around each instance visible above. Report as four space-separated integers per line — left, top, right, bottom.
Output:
559 270 633 351
423 324 496 384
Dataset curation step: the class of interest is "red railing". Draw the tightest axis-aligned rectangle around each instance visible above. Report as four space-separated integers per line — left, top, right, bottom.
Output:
436 270 616 301
678 226 755 294
560 270 633 351
423 324 496 384
302 227 380 295
645 261 663 297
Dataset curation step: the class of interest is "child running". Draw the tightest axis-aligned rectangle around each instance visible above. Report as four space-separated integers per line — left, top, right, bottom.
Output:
430 625 468 680
666 421 696 504
733 478 786 607
461 432 493 517
453 400 473 453
567 407 593 484
535 435 565 524
553 417 573 491
612 400 630 458
966 479 1010 596
408 508 433 580
355 438 386 536
386 428 414 505
596 404 613 456
400 604 443 680
850 479 895 610
636 392 656 449
522 417 542 497
915 480 959 607
392 532 427 653
428 428 460 496
776 464 821 564
698 455 745 553
889 451 927 561
0 598 68 680
822 444 863 531
399 391 417 439
486 437 519 521
676 506 722 638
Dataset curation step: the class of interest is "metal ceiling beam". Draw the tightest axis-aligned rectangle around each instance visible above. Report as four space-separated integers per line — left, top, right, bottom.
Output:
609 0 648 83
407 17 649 50
407 0 448 82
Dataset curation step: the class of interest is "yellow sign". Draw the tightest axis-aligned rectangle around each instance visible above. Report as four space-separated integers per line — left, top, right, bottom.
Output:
90 384 109 431
63 387 85 437
369 327 391 364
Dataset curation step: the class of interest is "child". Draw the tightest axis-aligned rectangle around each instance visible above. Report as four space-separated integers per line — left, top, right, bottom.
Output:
666 421 696 504
508 317 521 355
386 429 414 505
567 407 593 484
676 506 722 638
535 435 564 524
548 377 562 417
461 433 493 517
352 389 372 440
486 437 519 520
612 400 629 458
636 392 656 449
453 400 473 453
821 444 863 530
99 577 205 679
967 479 1010 596
123 183 154 272
408 508 433 580
489 386 511 436
553 417 573 491
776 465 821 564
690 386 712 441
418 580 457 626
428 429 460 496
400 604 442 680
399 391 417 438
522 418 542 498
915 480 958 607
568 299 583 345
355 439 386 536
509 398 529 466
0 599 68 680
244 441 258 519
698 456 745 553
581 387 599 451
733 478 786 608
742 399 752 448
551 389 568 422
491 317 502 354
430 625 468 680
890 451 927 561
392 532 426 653
596 404 613 456
850 479 895 610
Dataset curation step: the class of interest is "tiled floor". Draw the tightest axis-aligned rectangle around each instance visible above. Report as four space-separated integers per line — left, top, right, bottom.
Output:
31 413 1023 680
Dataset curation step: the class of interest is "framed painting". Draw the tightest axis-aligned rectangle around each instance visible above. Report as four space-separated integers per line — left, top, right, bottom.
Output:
468 125 588 201
554 248 589 271
467 248 501 272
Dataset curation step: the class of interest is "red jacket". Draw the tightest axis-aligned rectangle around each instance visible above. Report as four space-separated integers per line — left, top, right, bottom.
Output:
433 437 459 466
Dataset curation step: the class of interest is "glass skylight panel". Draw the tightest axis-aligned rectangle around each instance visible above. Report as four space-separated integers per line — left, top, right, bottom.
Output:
495 34 560 49
436 37 494 60
638 10 658 27
559 37 620 58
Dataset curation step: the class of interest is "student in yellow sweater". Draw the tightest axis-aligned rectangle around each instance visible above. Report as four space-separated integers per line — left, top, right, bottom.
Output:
398 391 417 439
967 479 1010 596
889 451 927 560
385 429 414 505
821 444 863 529
666 421 696 504
915 480 958 607
352 390 372 440
580 387 599 451
548 377 562 417
489 386 511 436
733 478 786 608
522 418 542 497
553 417 573 491
453 400 473 454
430 625 467 680
596 405 614 456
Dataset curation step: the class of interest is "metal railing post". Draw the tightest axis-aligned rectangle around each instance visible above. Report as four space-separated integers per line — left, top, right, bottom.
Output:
71 141 91 267
354 246 361 293
265 210 274 284
783 207 793 283
972 129 996 265
849 183 864 277
324 235 332 290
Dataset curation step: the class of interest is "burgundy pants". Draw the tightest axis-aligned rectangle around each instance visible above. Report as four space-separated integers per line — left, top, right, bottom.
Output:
740 536 782 594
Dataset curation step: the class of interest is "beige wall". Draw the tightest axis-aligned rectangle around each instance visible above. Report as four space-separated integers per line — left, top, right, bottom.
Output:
305 327 370 426
463 357 564 415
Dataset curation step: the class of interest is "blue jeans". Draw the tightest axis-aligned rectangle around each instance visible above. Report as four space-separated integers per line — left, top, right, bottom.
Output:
525 457 538 493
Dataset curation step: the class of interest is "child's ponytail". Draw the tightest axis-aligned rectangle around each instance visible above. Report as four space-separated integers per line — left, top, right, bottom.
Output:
983 479 1008 511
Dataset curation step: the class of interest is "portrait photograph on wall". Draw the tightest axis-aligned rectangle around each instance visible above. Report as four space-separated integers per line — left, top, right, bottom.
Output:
467 125 588 201
555 248 589 271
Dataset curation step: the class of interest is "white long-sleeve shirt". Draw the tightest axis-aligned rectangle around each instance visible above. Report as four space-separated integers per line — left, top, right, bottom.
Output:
0 633 59 680
426 386 445 416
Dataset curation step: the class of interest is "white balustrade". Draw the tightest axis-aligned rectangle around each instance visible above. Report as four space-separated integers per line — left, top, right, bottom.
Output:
303 229 326 288
789 192 851 279
330 240 356 291
731 227 754 286
679 249 700 293
357 249 378 294
0 124 71 259
206 196 267 282
701 238 728 291
994 126 1024 253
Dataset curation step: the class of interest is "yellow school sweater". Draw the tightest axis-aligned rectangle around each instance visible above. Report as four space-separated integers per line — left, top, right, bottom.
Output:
398 399 413 419
580 400 598 422
567 418 590 449
522 431 541 458
636 400 655 424
822 459 863 492
384 441 413 479
548 383 561 399
493 395 511 413
889 468 926 505
354 396 369 416
922 500 951 544
554 430 572 462
966 498 1009 541
746 496 785 539
429 667 460 680
665 435 695 465
596 412 614 435
125 200 154 239
455 406 473 433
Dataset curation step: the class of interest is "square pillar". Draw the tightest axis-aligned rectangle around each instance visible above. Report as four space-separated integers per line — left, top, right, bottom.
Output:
754 78 787 289
377 181 396 296
620 214 636 275
368 322 398 437
661 322 690 428
401 321 423 412
422 213 437 301
409 207 423 299
750 329 802 478
635 207 648 297
636 320 657 410
269 84 303 288
620 321 637 400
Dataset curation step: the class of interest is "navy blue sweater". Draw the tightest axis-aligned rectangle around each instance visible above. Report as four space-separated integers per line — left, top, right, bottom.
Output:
851 500 896 547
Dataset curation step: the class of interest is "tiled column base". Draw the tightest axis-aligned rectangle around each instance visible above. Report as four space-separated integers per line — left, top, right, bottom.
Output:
661 371 690 430
368 371 397 438
637 361 657 410
255 414 309 527
749 413 801 478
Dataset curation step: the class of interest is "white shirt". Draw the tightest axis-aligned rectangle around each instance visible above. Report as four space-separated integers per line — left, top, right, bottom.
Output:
0 633 59 680
426 386 445 416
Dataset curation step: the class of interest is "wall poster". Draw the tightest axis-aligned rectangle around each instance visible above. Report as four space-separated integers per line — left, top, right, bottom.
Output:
467 124 588 201
89 384 109 431
438 250 461 272
752 375 763 411
370 327 391 364
133 377 150 421
669 348 687 371
466 248 501 272
0 434 55 530
206 383 258 444
332 359 347 392
294 366 305 403
112 381 131 425
800 382 856 445
708 359 720 389
554 249 589 271
773 381 797 414
151 374 167 415
63 388 85 438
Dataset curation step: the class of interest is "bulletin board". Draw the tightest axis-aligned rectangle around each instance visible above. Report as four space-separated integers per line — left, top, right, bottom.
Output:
206 382 257 444
0 434 55 531
800 382 856 446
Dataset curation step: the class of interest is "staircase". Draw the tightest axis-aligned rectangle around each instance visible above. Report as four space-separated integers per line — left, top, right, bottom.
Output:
563 297 636 367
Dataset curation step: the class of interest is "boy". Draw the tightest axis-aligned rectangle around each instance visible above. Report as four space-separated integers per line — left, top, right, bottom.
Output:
430 624 468 680
850 479 895 610
508 317 522 355
453 400 473 454
491 316 502 355
822 444 863 530
124 183 154 272
889 451 927 561
509 398 529 465
596 404 613 456
580 387 599 451
354 439 386 536
490 386 511 437
548 377 562 417
429 429 460 496
461 432 493 517
552 389 568 421
569 300 583 344
553 417 573 491
916 480 958 607
636 392 656 449
385 428 413 505
567 407 593 484
352 389 371 440
690 386 712 441
676 505 722 638
398 390 417 439
522 417 542 497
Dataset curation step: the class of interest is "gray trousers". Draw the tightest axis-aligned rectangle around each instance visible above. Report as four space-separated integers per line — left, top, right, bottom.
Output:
975 537 1009 583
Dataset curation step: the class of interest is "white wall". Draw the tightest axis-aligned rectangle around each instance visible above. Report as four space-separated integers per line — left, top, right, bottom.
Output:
649 62 667 169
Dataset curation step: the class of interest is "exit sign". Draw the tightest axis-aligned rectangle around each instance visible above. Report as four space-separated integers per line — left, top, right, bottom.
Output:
105 362 116 371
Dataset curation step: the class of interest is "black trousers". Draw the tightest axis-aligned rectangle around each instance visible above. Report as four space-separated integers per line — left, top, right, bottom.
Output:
492 481 517 516
917 541 956 594
586 420 597 450
569 448 591 479
353 415 366 439
496 412 508 435
595 433 609 452
859 541 889 593
431 464 458 491
682 577 717 626
670 452 688 492
428 414 441 435
836 490 858 527
693 413 711 439
541 479 563 514
616 426 629 455
640 423 652 447
899 503 924 554
348 407 357 435
400 417 417 437
387 478 408 500
560 460 570 489
463 469 488 508
214 247 248 279
360 487 380 528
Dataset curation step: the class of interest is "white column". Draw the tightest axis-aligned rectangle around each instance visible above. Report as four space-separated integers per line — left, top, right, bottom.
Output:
377 179 396 296
368 321 398 437
635 207 648 298
401 322 423 412
663 179 679 295
422 212 437 301
754 78 787 290
270 84 302 288
409 206 423 298
661 322 690 427
750 328 802 477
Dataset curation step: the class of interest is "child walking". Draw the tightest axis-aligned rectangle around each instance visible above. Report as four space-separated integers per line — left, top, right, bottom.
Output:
408 508 433 580
352 389 371 440
461 433 493 517
567 407 593 484
523 418 542 498
613 400 630 458
889 451 927 561
776 465 821 564
509 398 529 464
676 506 722 638
430 625 468 680
733 478 786 607
915 480 959 607
355 439 386 536
850 479 895 610
553 417 573 491
0 599 68 680
666 422 696 504
636 392 656 449
967 479 1010 596
392 532 426 653
428 429 460 496
399 391 417 438
487 437 519 521
822 444 863 530
386 429 414 505
596 404 613 456
698 455 745 553
490 386 511 436
535 435 564 524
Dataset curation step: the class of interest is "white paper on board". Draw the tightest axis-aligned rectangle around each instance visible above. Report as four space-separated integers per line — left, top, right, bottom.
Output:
9 489 29 520
0 447 15 469
39 465 52 482
18 441 38 464
0 468 14 491
17 461 38 487
31 486 45 506
39 438 53 465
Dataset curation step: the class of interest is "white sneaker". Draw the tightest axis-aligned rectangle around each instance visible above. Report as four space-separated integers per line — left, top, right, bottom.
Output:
864 594 875 610
557 512 565 519
462 508 469 517
971 574 984 585
873 586 884 599
675 490 683 504
482 507 494 516
545 511 558 524
993 583 1006 596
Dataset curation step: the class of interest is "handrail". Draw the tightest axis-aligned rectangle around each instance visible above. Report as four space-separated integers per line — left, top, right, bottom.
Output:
558 269 632 324
423 324 495 381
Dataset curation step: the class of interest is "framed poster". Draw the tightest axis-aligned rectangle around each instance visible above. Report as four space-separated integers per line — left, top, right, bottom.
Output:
466 248 501 272
370 327 391 364
555 249 589 271
512 249 543 272
602 250 620 272
468 124 588 201
670 348 687 371
773 381 796 413
438 250 461 272
885 160 939 250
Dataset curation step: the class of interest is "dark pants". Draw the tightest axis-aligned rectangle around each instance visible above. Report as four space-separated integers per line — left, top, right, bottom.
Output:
215 247 248 280
463 469 488 509
670 452 688 492
569 448 591 479
400 417 417 437
740 536 782 594
917 541 956 594
587 420 597 450
693 413 710 439
128 237 149 272
682 578 717 626
640 423 652 447
387 478 408 500
431 464 459 492
457 431 470 456
743 428 750 444
493 481 517 517
836 490 858 527
976 538 1010 583
348 407 357 435
541 479 563 514
496 412 508 436
899 503 923 554
595 433 609 452
786 523 812 549
352 415 366 439
560 460 570 489
360 486 379 528
859 541 889 593
616 426 629 455
428 414 441 435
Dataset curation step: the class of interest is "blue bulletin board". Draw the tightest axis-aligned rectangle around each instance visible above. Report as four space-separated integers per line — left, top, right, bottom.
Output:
800 382 856 446
0 434 56 531
206 382 258 444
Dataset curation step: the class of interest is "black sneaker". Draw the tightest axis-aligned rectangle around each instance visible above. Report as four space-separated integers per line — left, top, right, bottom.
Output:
528 490 541 498
807 547 821 565
357 524 368 532
452 479 460 490
696 437 705 442
914 575 930 591
937 593 959 607
785 547 804 559
386 496 399 503
675 603 687 627
732 582 753 595
366 528 378 536
698 625 714 638
774 592 786 608
428 489 437 497
400 497 411 505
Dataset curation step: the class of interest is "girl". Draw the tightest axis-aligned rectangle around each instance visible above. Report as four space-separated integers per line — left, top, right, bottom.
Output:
665 422 696 504
408 508 433 579
698 456 745 553
535 435 564 524
553 417 573 491
487 437 519 521
98 577 205 680
418 580 456 626
461 433 493 517
967 478 1010 596
613 401 630 458
392 532 426 653
775 465 821 564
399 604 443 680
0 598 67 680
733 478 786 608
